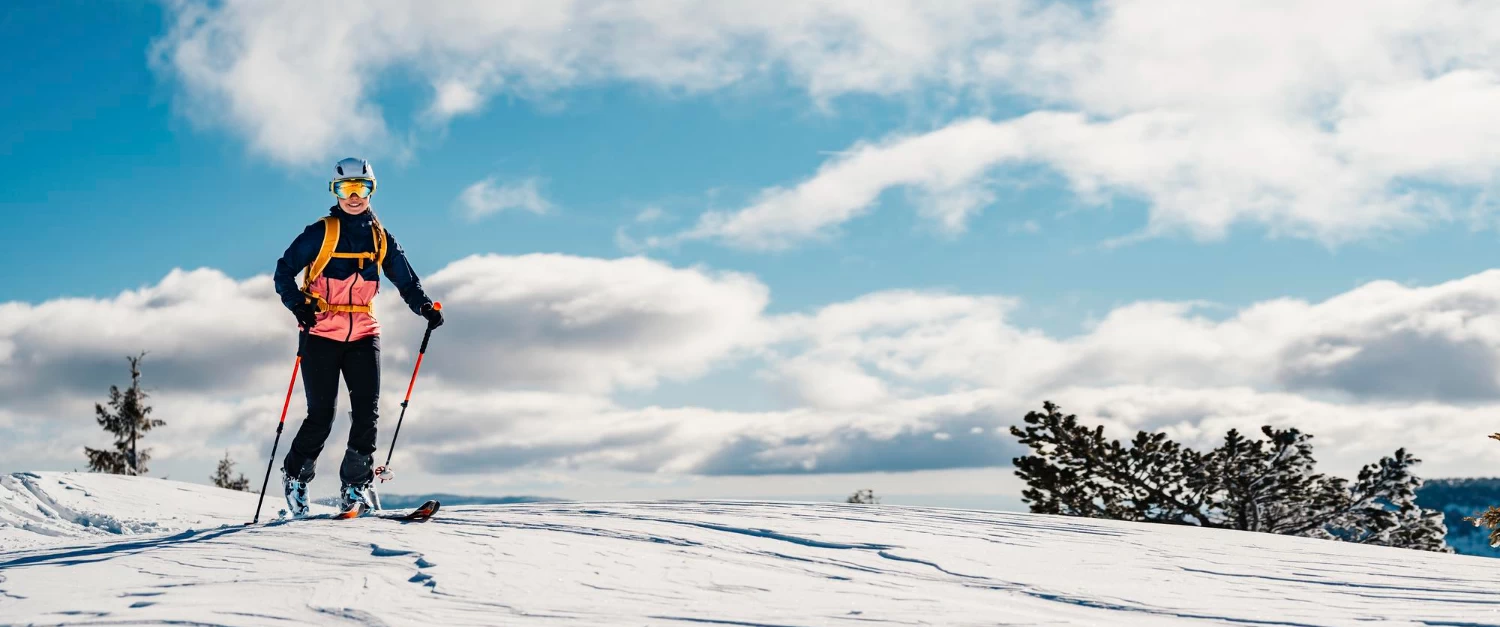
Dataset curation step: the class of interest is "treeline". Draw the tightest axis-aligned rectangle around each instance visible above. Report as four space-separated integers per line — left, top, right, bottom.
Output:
1009 401 1450 552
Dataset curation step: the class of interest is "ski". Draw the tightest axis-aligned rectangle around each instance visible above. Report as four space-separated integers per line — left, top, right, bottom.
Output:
334 502 367 520
272 500 440 524
377 499 440 522
332 499 439 521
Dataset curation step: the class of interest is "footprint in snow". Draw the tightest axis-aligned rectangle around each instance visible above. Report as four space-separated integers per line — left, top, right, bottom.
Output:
370 544 416 557
368 544 436 587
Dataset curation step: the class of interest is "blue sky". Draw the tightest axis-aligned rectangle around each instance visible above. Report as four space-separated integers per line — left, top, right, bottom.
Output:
6 1 1500 509
11 2 1500 333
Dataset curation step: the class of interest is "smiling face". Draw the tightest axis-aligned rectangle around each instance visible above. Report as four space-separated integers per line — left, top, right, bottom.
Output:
337 193 369 215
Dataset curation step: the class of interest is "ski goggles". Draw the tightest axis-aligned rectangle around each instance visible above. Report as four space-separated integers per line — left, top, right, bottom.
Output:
330 178 376 199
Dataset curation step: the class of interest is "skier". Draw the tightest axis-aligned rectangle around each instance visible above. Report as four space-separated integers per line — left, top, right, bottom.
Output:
272 157 443 517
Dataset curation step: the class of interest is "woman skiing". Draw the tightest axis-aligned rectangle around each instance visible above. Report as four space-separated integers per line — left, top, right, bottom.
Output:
272 157 443 517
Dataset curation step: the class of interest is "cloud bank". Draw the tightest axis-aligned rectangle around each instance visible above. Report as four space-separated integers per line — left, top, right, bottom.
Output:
6 256 1500 483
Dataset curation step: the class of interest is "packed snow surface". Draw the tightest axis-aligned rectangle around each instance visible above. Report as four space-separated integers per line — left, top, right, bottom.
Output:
2 472 1500 626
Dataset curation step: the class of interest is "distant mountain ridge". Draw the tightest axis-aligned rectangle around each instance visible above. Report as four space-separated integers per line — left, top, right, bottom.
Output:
1416 477 1500 557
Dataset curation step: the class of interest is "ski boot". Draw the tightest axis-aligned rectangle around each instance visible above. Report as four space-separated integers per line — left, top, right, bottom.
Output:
282 472 310 518
337 482 376 518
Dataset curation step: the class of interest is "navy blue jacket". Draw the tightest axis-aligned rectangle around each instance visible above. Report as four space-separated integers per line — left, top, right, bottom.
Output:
273 206 433 316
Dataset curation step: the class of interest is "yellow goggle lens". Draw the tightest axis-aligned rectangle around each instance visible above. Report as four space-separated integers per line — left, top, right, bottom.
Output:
331 178 375 199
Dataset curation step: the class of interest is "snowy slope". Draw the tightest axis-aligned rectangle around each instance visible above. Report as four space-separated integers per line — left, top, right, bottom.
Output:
3 473 1500 626
0 472 316 553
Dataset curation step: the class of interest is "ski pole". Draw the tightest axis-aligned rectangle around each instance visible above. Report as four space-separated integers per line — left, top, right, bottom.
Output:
248 329 307 525
376 302 441 483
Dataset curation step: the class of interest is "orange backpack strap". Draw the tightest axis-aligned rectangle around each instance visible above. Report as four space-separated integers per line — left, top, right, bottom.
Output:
300 217 341 311
325 220 383 272
309 217 340 280
374 223 388 270
300 216 385 314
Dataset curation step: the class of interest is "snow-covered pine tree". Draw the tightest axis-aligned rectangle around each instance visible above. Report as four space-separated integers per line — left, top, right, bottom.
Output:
1009 401 1215 526
211 451 250 491
847 489 879 504
84 353 166 475
1010 401 1451 552
1203 426 1324 534
1318 449 1450 551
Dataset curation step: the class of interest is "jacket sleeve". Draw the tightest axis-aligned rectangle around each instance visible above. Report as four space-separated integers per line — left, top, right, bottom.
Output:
274 222 325 311
380 229 435 315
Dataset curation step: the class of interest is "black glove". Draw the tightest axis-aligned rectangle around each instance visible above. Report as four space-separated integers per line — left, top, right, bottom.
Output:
292 303 318 330
420 302 444 329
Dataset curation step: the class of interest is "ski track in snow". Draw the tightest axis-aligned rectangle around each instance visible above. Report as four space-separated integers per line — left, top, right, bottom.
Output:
1 473 1500 625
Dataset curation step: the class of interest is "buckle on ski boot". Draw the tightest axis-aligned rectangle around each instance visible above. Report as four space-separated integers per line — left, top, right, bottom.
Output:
337 482 377 517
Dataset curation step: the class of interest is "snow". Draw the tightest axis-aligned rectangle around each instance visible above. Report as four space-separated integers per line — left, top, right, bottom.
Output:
3 472 1500 625
0 472 302 553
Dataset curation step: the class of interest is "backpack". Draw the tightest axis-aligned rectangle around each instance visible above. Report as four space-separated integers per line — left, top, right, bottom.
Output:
301 215 388 313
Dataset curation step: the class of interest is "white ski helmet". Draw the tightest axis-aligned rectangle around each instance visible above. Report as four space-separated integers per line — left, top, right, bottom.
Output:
329 157 376 198
332 157 375 182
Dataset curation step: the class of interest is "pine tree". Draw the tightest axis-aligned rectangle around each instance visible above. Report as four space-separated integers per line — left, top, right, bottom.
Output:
847 489 879 504
84 353 166 475
211 451 250 491
1205 426 1329 535
1010 401 1451 552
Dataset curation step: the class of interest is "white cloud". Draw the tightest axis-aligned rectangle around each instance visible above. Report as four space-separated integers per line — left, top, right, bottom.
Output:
0 254 773 405
0 255 775 482
429 81 485 119
152 1 396 165
11 259 1500 488
773 359 891 410
391 386 1022 478
151 0 1500 246
0 268 295 404
1332 71 1500 183
458 177 553 221
766 272 1500 406
414 253 774 394
152 0 1036 165
675 119 1026 249
712 273 1500 478
636 0 1500 249
995 0 1500 121
767 290 1057 397
391 264 1500 480
672 99 1498 249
